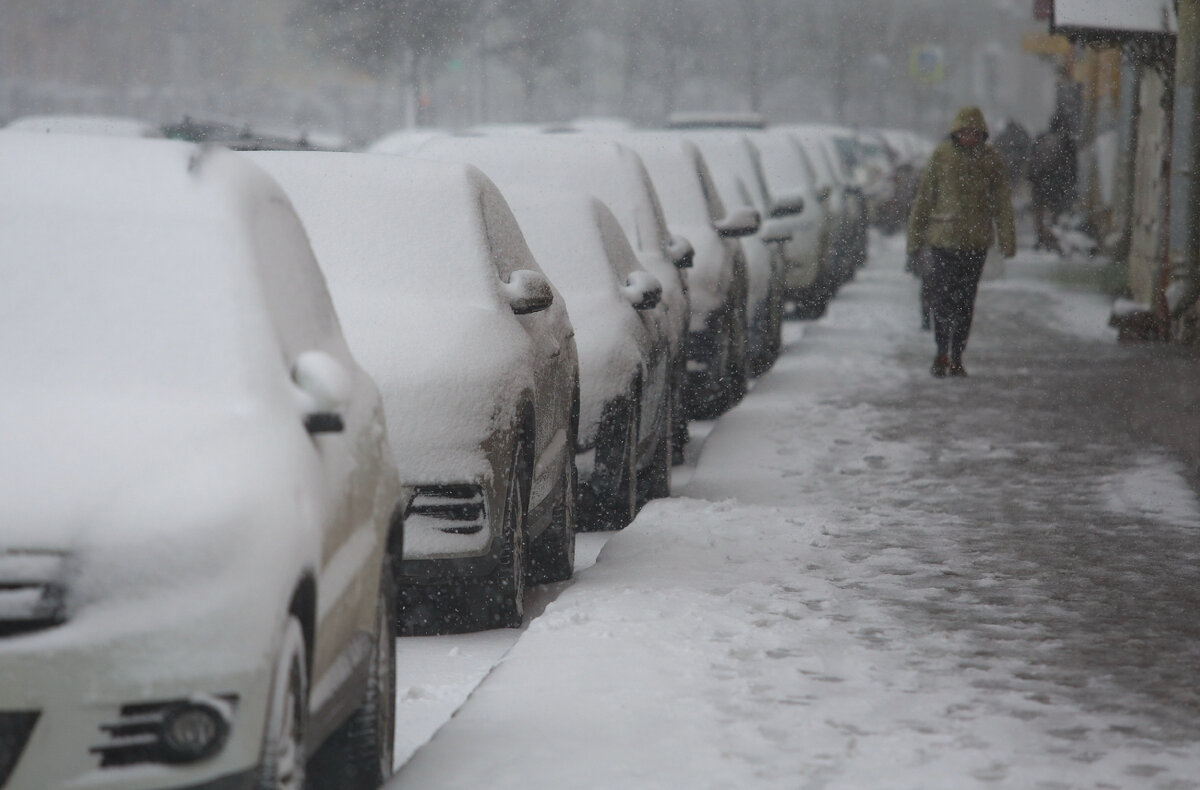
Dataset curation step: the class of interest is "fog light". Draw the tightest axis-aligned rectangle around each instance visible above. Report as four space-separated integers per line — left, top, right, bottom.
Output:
161 698 230 763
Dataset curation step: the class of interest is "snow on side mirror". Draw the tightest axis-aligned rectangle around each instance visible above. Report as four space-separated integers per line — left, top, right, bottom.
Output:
759 220 793 246
714 206 761 238
623 270 663 311
505 269 555 315
769 190 805 218
291 350 349 434
667 234 694 269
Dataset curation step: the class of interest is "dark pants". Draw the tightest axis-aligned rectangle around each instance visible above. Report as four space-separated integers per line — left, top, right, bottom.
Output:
927 247 987 362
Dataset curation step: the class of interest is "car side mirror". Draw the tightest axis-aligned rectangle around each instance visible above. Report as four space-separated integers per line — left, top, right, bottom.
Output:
504 269 555 314
291 350 349 434
769 190 805 218
714 206 761 238
817 184 832 202
623 270 663 311
667 234 694 269
759 220 793 246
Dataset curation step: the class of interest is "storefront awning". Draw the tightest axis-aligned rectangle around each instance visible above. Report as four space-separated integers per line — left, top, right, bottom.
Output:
1053 0 1177 39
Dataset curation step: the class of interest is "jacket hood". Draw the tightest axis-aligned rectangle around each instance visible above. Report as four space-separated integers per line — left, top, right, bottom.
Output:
950 106 988 135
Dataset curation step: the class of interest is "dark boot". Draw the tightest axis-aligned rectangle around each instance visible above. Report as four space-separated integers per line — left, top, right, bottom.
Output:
931 354 949 378
948 359 967 377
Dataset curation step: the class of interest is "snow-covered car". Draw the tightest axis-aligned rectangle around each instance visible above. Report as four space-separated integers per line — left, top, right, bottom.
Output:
249 151 579 633
748 129 836 318
4 113 163 138
618 133 761 416
786 125 870 279
0 134 405 790
682 131 799 374
413 134 695 460
504 188 674 529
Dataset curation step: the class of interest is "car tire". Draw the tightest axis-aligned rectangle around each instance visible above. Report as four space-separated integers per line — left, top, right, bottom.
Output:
470 449 528 629
309 564 396 790
580 392 639 531
637 386 672 505
750 280 784 377
670 354 689 465
255 615 308 790
528 443 577 584
721 300 748 413
687 310 735 421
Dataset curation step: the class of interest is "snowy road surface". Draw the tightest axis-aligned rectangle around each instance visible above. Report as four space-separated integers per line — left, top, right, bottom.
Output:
388 235 1200 789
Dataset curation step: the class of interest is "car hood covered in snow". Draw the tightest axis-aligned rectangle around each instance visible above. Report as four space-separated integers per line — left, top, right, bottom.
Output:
0 399 318 605
248 151 540 483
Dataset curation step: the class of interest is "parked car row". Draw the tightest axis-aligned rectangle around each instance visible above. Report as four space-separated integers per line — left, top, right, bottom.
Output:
0 113 907 790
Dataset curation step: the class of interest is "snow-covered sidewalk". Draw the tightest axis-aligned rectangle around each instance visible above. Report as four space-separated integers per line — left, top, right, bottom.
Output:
391 236 1200 790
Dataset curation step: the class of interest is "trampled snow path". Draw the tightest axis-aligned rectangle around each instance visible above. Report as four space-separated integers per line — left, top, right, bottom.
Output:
389 235 1200 789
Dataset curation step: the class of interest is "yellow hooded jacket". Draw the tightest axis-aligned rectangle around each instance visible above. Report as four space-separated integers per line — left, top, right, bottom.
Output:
907 106 1017 257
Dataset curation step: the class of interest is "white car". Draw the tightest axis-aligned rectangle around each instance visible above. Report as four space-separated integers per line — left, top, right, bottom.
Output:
619 133 762 416
413 134 696 461
748 129 836 318
683 131 800 375
504 188 675 528
0 134 405 790
786 125 870 280
249 151 579 633
4 113 163 138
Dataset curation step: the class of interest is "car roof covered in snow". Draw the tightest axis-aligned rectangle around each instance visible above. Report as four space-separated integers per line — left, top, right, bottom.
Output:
502 187 639 297
414 134 672 257
366 128 451 155
748 130 818 195
617 133 725 227
5 114 163 138
681 131 771 211
248 150 536 304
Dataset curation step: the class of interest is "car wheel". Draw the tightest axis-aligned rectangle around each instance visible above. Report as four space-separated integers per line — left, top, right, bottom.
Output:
472 452 528 629
637 385 671 505
528 445 577 584
750 281 783 377
670 355 689 465
687 311 733 421
726 295 749 405
309 564 396 789
255 616 308 790
580 392 639 531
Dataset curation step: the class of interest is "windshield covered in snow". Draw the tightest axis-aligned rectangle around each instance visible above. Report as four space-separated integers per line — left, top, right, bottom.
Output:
1 213 251 397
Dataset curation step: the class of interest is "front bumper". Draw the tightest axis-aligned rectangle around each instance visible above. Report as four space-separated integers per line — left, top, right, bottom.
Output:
0 595 274 790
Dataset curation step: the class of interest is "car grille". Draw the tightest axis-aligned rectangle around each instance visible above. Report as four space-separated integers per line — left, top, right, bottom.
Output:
0 551 68 637
0 712 39 788
407 484 487 535
91 695 237 767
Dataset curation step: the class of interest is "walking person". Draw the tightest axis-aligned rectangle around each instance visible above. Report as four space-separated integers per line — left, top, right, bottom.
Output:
907 106 1017 378
1028 113 1077 252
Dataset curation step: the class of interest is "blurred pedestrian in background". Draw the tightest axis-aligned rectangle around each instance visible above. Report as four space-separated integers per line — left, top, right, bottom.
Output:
907 106 1017 378
1028 113 1077 253
993 119 1032 187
